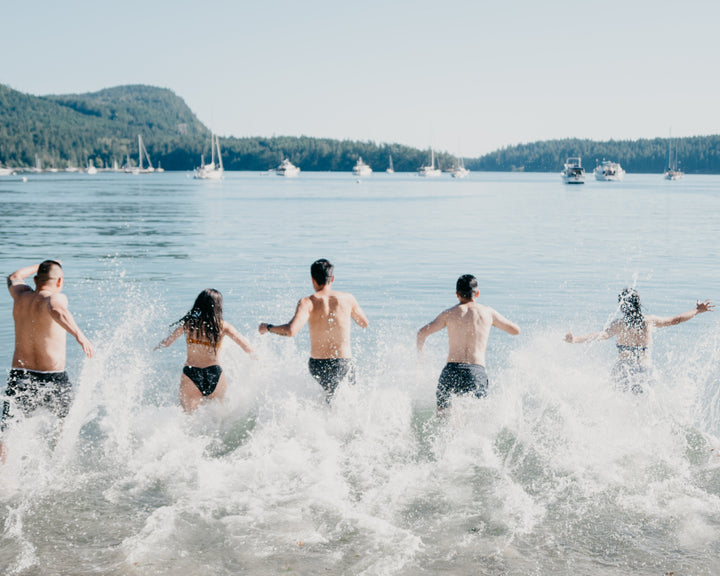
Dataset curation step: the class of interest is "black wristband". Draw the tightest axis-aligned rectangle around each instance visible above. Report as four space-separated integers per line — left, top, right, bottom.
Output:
266 324 274 332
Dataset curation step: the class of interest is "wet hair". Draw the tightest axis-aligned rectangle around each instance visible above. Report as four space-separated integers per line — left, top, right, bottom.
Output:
310 259 334 286
618 288 646 331
35 260 63 284
456 274 478 300
176 289 224 346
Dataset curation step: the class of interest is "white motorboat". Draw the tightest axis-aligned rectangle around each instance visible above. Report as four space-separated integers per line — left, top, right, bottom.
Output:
418 149 441 177
86 161 98 175
451 157 470 179
275 158 300 177
561 157 585 184
0 164 14 176
194 134 224 180
594 160 625 181
386 155 394 174
352 156 372 177
664 134 684 180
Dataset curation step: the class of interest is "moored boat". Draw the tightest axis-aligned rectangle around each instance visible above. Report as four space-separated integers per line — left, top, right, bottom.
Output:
594 160 625 181
561 157 585 184
352 157 372 177
275 158 300 177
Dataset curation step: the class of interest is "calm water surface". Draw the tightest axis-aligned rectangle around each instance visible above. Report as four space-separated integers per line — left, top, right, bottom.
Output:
0 171 719 575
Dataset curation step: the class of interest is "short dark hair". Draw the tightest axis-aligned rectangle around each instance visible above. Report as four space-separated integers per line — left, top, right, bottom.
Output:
310 259 334 286
36 260 63 284
456 274 478 300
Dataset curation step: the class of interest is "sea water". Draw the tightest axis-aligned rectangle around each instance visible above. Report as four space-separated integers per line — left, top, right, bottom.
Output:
0 171 719 575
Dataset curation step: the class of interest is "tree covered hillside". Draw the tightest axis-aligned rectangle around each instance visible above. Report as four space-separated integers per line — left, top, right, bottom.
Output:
467 136 720 174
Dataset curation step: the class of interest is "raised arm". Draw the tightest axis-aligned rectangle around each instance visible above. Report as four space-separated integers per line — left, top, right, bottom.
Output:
48 293 94 358
154 324 184 350
649 299 715 329
351 296 369 328
259 297 312 337
7 264 39 299
491 308 521 336
223 322 255 355
417 311 448 352
564 329 613 344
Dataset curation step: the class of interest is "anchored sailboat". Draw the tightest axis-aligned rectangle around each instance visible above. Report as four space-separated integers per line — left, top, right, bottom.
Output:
194 134 224 180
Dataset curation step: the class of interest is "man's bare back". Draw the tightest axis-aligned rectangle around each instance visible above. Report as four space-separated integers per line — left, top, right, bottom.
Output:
259 259 368 400
8 262 94 371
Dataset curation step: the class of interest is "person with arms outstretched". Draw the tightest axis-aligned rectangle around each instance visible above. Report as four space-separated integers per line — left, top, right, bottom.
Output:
565 288 714 393
1 260 94 463
155 289 255 412
259 259 369 402
417 274 520 412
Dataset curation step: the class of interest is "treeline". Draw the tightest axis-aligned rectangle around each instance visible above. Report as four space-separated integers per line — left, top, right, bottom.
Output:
3 82 720 173
0 83 453 171
468 137 720 174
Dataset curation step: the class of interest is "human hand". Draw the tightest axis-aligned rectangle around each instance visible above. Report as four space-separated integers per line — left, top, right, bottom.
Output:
696 299 715 314
78 335 95 358
564 332 575 343
258 323 269 335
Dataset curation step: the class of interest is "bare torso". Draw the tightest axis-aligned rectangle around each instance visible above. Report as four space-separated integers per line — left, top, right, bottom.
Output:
444 302 494 365
184 330 223 368
12 290 68 371
609 319 655 364
306 290 359 359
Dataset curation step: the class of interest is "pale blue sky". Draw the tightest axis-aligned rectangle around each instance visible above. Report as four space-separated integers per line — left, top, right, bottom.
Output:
1 0 718 156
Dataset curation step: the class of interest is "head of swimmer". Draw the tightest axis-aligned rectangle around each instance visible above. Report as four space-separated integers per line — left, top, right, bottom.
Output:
34 260 64 291
456 274 479 303
618 288 646 330
182 288 224 346
311 259 334 290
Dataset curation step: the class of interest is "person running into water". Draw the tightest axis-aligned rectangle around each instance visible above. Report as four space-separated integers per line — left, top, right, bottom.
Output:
155 289 255 412
1 260 94 463
259 259 369 402
565 288 714 393
417 274 520 412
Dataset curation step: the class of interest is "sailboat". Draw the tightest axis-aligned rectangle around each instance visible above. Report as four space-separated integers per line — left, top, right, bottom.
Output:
86 160 98 175
194 134 224 180
451 157 470 179
418 149 441 177
386 155 394 174
664 132 684 180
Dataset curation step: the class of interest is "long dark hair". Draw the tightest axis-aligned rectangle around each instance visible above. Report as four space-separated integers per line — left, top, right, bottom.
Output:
618 288 646 331
176 289 224 346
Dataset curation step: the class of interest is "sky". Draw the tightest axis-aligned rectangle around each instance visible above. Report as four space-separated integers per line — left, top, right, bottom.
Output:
1 0 718 157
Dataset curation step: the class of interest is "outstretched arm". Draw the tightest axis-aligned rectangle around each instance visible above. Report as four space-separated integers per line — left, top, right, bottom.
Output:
48 293 94 358
417 311 448 353
259 298 312 337
649 299 715 329
223 322 256 355
492 309 521 336
7 264 39 299
565 329 612 344
154 324 184 350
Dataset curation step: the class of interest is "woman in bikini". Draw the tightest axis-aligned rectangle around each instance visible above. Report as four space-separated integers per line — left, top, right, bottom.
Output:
155 289 255 412
565 288 713 393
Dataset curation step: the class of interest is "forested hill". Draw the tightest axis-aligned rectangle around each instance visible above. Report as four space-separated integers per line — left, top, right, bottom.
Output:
467 136 720 174
0 83 453 171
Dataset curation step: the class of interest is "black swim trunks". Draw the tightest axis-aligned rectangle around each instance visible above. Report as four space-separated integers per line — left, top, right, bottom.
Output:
436 362 489 410
308 358 356 401
1 369 73 433
183 365 223 396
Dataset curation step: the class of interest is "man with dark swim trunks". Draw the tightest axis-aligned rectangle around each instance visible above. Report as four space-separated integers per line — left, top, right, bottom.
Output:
417 275 520 412
1 261 94 462
259 259 369 402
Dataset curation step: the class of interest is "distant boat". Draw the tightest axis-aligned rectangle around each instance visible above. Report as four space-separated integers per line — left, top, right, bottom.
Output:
386 155 394 174
275 158 300 177
561 157 585 184
65 163 79 173
594 160 625 181
0 163 14 176
352 156 372 177
86 161 98 175
194 134 224 180
28 155 42 173
451 157 470 179
418 149 442 177
664 133 684 180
